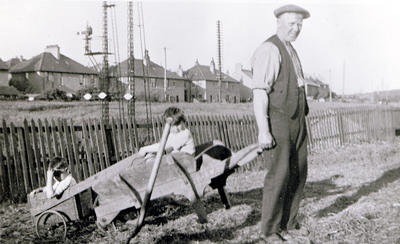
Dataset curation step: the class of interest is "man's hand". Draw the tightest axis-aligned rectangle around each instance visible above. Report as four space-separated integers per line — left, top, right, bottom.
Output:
257 131 276 154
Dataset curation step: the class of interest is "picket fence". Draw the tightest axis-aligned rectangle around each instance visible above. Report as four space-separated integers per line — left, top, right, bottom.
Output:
0 106 399 202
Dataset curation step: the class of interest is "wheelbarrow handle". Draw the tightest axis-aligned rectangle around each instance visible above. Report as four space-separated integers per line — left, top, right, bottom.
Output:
145 117 173 194
126 117 173 243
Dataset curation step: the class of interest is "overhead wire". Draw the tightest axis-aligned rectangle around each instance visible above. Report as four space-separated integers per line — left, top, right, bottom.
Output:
139 2 152 123
110 5 125 123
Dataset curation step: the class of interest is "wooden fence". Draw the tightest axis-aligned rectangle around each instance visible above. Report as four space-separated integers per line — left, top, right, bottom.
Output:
1 106 399 202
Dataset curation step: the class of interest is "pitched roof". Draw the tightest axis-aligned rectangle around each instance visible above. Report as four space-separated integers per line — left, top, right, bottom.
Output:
6 57 23 69
304 78 320 87
111 58 185 80
9 52 97 75
0 59 8 71
242 69 253 79
186 63 239 83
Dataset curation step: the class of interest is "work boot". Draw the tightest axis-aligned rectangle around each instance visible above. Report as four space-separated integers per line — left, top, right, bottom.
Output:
259 232 286 244
281 224 311 244
290 223 310 236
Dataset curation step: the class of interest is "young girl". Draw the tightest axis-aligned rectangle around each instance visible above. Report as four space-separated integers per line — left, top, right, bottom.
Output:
138 107 195 158
30 157 76 199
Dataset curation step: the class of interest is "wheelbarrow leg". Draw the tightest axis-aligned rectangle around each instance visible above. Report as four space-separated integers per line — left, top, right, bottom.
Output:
217 186 231 209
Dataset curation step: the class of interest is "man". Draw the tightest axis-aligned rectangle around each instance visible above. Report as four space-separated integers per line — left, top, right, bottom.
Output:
250 4 310 243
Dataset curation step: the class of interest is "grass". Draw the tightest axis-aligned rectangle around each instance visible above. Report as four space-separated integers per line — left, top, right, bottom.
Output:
1 140 400 243
0 100 387 126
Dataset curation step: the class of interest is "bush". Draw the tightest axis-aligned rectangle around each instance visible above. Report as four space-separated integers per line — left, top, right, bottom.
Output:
43 88 78 101
9 77 34 93
76 87 100 100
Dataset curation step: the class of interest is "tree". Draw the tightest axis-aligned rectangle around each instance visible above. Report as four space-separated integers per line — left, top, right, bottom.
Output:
9 77 34 93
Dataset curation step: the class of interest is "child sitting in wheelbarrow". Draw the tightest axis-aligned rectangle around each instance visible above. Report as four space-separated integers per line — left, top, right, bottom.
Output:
138 106 195 159
30 157 76 199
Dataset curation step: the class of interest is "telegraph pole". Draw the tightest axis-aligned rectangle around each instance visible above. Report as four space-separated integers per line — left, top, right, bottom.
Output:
217 20 223 103
127 1 135 119
329 69 332 102
342 60 346 98
164 47 167 101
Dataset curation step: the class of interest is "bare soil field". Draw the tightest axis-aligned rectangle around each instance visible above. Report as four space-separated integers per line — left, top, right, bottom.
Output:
1 140 400 243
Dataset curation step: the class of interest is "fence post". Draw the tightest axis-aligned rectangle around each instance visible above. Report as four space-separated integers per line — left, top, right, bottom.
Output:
0 134 9 200
337 109 345 146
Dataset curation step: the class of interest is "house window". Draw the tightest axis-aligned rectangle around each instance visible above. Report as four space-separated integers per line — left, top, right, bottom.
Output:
172 81 176 87
176 96 179 102
61 75 64 86
225 95 230 102
80 75 84 86
210 95 212 102
151 78 156 87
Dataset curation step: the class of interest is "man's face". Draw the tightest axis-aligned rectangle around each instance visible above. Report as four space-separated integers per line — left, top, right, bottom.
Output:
277 13 304 42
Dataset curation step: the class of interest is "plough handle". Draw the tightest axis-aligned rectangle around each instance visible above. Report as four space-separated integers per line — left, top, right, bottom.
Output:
126 117 173 243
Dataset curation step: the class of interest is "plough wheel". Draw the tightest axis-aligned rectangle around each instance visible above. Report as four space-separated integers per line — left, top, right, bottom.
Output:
35 210 67 241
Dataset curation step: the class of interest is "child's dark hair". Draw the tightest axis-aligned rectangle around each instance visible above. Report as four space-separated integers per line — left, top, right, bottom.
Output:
163 107 186 125
48 157 68 172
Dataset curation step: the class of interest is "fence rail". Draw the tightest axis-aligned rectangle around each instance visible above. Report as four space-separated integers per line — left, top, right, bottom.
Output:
1 106 399 202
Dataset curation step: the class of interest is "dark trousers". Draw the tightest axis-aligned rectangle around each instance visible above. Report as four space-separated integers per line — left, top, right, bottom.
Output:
260 89 308 236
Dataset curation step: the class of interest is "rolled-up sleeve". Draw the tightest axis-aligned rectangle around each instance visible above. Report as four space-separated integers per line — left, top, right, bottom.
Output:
250 42 281 92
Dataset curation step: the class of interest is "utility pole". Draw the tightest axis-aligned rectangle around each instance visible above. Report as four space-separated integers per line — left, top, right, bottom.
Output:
329 69 332 102
164 47 167 102
342 60 346 98
217 20 223 103
127 1 135 119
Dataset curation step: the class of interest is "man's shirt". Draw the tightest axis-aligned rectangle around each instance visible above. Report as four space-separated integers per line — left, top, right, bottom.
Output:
250 41 305 91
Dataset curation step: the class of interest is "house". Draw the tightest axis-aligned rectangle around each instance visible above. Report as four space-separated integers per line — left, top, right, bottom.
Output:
9 45 98 94
0 57 25 87
0 59 8 86
110 50 191 102
6 57 24 69
0 86 21 100
304 75 331 100
185 59 241 103
232 63 253 102
304 78 320 99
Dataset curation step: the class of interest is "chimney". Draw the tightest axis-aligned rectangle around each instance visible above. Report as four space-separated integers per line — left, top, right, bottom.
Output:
177 65 183 77
235 63 243 74
210 58 215 74
144 49 150 67
195 59 199 66
45 45 60 59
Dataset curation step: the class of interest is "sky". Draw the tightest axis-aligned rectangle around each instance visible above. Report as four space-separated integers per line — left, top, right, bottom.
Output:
0 0 399 95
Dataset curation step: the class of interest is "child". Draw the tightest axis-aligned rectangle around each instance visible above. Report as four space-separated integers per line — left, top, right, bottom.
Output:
138 107 195 158
30 157 76 199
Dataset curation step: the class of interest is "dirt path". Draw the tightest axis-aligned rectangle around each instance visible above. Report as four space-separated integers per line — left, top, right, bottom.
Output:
1 140 400 243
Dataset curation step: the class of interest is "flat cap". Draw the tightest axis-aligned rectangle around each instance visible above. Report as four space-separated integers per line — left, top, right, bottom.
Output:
274 4 310 19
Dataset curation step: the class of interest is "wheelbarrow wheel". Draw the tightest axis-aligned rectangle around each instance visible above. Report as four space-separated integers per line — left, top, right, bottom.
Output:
35 210 67 241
